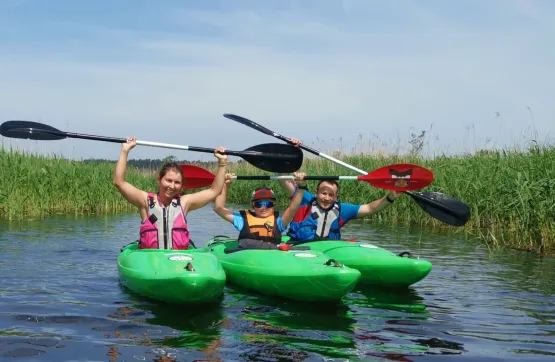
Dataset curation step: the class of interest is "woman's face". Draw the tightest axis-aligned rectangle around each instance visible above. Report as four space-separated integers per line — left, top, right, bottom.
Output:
158 169 183 198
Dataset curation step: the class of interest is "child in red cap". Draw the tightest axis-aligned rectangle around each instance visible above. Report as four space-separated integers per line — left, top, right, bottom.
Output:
213 172 307 249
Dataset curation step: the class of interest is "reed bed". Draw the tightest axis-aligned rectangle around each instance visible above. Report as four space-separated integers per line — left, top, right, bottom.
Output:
0 147 156 220
2 145 554 254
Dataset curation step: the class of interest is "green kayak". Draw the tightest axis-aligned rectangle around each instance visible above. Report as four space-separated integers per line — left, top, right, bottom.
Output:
204 236 361 302
117 242 226 304
283 237 432 287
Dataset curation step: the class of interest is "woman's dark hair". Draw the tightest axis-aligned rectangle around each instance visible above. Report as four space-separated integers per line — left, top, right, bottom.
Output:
158 162 184 180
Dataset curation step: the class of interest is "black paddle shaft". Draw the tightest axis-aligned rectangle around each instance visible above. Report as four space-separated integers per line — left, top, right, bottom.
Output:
224 114 323 155
236 175 347 180
0 121 297 159
0 120 304 173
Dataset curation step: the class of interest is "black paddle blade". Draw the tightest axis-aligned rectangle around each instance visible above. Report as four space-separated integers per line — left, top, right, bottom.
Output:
224 114 276 136
0 120 66 141
241 143 303 173
408 192 471 226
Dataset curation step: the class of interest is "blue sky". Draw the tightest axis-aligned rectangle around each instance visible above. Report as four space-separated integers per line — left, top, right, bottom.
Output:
1 0 554 161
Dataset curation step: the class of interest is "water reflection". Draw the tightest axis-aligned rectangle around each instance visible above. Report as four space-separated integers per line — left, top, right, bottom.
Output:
223 284 359 360
351 286 428 314
103 301 225 351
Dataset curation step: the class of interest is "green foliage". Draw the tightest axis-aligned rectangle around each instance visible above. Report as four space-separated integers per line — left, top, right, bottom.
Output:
0 147 157 220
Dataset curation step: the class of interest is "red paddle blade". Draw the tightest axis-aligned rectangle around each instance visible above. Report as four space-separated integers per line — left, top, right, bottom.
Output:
362 163 434 191
179 164 215 189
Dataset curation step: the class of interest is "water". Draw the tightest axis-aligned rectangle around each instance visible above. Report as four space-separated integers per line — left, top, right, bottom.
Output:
1 206 554 362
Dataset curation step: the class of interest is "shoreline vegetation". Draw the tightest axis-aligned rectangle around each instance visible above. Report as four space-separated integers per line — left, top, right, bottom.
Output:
1 144 553 255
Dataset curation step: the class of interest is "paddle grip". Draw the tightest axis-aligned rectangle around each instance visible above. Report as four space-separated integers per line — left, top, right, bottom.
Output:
187 146 225 154
303 176 340 180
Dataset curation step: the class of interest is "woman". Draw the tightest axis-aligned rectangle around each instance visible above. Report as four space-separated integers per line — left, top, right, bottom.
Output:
113 137 228 250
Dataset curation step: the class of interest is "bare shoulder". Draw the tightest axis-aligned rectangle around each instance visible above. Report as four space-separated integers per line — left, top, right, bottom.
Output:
139 191 151 208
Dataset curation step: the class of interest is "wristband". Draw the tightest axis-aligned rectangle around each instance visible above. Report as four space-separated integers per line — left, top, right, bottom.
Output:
218 163 228 167
386 194 395 203
297 185 308 190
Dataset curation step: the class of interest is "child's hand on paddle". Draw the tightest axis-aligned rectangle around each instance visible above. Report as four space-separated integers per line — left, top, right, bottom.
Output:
224 173 235 185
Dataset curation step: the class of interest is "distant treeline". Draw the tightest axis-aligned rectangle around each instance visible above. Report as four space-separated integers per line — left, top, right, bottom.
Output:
81 156 242 172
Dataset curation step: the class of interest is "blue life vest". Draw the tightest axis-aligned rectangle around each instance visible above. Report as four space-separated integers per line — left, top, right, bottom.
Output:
287 198 342 241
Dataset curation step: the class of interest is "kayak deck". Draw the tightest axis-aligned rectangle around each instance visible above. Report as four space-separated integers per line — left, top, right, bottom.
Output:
118 242 226 304
284 237 432 287
204 237 361 302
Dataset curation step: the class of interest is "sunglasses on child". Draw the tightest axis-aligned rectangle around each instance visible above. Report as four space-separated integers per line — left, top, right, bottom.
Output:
253 200 276 209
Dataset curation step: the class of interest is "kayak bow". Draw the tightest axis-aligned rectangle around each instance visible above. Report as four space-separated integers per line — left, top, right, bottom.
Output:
204 236 361 302
118 242 226 304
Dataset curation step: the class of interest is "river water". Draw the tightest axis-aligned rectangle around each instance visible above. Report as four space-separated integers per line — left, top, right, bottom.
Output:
1 205 554 362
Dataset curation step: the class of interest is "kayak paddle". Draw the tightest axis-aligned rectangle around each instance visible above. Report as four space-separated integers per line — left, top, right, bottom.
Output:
0 120 303 173
223 113 471 226
179 164 434 191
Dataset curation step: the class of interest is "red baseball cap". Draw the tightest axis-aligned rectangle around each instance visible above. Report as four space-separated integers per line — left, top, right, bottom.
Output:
251 187 276 201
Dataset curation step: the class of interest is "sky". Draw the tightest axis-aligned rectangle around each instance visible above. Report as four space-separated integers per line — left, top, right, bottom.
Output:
1 0 554 162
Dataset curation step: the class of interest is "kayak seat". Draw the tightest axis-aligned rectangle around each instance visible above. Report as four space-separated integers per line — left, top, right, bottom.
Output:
223 246 311 254
205 235 233 248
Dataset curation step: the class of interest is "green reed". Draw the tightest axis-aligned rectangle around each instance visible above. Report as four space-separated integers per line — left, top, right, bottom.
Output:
224 148 555 255
0 147 157 220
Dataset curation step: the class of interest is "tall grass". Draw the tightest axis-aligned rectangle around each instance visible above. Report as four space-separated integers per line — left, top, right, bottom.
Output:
2 144 554 255
0 146 156 220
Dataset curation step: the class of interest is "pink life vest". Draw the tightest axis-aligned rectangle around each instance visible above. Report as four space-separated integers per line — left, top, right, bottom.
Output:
139 192 190 250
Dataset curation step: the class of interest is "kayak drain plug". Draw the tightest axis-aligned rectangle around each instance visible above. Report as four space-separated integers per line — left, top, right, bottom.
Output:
185 262 195 272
